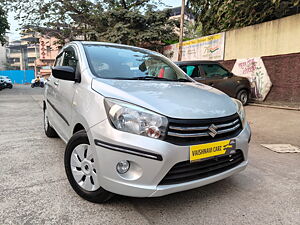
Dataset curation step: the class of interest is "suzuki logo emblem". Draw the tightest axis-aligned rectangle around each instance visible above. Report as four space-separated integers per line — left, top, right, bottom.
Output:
208 124 218 137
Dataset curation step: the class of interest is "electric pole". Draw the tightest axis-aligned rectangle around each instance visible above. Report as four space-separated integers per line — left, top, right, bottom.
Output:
177 0 185 61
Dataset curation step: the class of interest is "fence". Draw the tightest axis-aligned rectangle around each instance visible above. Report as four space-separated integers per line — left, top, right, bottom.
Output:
0 70 35 84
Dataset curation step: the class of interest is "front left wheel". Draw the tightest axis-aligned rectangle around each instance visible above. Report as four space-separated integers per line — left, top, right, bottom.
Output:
64 131 114 203
237 89 249 105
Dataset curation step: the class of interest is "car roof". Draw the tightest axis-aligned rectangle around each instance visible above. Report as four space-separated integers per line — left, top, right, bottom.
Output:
174 60 221 65
70 41 160 56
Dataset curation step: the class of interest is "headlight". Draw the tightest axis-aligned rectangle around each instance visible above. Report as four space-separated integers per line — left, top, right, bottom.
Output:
232 98 246 126
104 98 168 139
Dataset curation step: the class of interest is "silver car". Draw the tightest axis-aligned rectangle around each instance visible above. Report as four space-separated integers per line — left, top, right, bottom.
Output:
44 41 251 203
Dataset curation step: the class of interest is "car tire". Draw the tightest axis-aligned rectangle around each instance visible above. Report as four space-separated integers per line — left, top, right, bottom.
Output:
237 89 249 105
44 108 58 138
65 131 114 203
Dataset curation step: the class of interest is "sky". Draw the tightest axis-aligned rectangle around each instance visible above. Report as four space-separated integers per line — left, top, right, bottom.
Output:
7 0 183 42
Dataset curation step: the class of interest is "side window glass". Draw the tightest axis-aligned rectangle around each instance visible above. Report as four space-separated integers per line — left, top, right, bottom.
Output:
201 64 229 78
180 65 200 78
62 48 78 69
54 54 63 66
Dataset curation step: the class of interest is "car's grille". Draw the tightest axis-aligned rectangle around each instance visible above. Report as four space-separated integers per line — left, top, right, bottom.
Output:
165 113 242 145
159 150 244 185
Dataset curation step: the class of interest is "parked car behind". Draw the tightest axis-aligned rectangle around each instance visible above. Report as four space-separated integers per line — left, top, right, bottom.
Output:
0 79 5 90
44 41 251 203
0 76 13 89
175 61 251 105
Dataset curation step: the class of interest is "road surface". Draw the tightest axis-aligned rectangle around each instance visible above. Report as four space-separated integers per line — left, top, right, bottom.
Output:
0 85 299 225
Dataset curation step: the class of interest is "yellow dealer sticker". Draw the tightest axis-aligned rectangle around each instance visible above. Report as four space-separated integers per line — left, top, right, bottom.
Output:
190 139 236 162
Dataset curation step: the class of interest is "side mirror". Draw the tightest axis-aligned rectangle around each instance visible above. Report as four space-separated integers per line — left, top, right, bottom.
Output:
52 66 76 81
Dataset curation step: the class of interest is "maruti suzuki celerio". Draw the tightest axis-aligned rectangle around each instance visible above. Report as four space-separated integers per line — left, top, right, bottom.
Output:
44 41 251 203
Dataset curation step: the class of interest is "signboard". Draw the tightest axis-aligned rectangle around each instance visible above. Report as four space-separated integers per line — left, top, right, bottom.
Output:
232 58 272 101
164 32 225 61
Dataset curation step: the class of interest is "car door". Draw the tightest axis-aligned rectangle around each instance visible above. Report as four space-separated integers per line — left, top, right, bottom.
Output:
199 63 237 97
55 46 79 141
46 52 64 136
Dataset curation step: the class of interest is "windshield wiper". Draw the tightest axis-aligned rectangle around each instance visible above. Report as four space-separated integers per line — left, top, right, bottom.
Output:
129 76 192 82
108 76 192 82
176 78 192 82
129 76 173 81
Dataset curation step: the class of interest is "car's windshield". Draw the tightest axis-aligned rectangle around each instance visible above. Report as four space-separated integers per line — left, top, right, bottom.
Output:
84 44 190 81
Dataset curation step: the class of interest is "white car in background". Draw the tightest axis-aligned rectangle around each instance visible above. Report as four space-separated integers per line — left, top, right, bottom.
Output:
0 76 13 89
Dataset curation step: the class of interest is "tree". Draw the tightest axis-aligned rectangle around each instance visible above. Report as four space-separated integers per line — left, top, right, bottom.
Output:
188 0 300 36
2 0 178 51
0 6 9 45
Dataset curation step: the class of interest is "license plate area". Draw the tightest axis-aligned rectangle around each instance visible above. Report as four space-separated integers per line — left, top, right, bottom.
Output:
190 139 236 162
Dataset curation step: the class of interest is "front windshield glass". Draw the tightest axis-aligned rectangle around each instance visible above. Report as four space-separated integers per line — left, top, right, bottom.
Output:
84 44 189 81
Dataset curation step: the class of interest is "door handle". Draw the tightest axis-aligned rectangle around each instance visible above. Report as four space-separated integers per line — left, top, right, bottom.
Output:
54 81 59 86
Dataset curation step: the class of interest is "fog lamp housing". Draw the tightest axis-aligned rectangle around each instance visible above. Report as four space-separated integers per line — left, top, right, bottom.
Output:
116 160 130 174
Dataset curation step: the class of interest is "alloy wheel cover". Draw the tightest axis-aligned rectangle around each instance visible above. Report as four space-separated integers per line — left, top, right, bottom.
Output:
70 144 100 191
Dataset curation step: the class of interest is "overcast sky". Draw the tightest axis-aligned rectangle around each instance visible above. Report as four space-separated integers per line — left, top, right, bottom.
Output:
7 0 183 41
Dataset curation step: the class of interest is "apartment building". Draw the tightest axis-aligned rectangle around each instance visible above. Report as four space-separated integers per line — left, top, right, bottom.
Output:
6 30 39 71
6 28 61 77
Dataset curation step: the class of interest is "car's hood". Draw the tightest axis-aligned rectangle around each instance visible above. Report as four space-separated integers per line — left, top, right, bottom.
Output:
92 79 237 119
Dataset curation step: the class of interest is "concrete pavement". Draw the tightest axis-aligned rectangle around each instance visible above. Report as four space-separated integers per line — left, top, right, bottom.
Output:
0 85 299 225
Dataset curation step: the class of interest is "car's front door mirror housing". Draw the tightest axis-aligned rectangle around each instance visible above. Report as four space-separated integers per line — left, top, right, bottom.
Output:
52 66 77 81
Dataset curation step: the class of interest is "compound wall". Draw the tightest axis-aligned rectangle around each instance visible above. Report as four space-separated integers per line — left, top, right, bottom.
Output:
0 70 35 84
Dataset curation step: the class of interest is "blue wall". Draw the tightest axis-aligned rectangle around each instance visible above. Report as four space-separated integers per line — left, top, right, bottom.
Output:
0 70 35 84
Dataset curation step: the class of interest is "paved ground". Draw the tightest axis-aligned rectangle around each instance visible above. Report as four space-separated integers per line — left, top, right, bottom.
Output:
0 85 299 225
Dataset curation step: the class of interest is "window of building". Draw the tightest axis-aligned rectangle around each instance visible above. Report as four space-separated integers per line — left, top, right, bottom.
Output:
28 58 36 63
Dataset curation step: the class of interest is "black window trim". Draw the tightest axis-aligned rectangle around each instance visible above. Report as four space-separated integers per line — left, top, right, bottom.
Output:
54 52 64 67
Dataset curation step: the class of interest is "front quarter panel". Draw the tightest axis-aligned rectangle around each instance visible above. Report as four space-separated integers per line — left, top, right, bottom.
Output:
70 73 108 139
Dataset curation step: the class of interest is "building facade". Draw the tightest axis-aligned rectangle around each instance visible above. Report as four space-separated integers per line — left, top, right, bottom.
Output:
35 36 61 77
6 29 40 71
6 28 61 78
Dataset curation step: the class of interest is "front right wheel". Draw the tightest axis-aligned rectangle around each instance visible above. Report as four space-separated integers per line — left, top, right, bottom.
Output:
64 131 114 203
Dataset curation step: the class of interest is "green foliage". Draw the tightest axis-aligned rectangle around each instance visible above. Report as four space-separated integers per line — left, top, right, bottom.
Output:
188 0 300 35
0 6 9 45
2 0 178 51
184 21 202 40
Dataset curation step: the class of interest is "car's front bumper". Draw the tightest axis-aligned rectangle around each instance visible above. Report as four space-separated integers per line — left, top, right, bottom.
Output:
88 120 251 197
